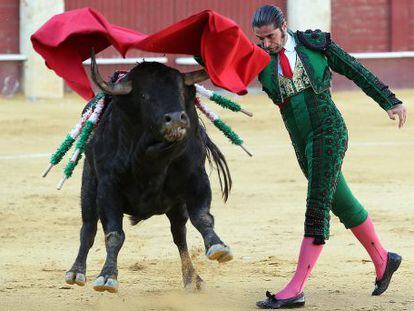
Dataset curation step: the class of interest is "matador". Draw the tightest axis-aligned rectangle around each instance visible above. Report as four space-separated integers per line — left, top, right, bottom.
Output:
252 4 407 309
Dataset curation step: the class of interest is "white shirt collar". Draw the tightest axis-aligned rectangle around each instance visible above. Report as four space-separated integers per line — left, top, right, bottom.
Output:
283 32 296 52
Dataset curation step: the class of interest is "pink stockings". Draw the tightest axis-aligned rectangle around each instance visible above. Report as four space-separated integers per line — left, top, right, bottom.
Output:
350 216 388 280
275 237 323 299
275 216 387 299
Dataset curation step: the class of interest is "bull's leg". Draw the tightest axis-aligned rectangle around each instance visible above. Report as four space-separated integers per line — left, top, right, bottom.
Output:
66 161 98 286
187 172 233 263
166 206 204 290
92 183 125 293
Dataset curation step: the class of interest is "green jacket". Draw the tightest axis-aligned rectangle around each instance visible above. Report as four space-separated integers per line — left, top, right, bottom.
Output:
258 30 402 111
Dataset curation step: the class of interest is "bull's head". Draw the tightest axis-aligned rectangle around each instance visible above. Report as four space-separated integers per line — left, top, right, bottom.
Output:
90 49 209 143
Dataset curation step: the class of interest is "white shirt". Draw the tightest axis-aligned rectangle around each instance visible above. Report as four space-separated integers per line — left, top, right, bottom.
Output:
277 32 297 76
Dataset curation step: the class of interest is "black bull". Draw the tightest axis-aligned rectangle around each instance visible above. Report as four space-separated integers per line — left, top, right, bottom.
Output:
65 52 233 293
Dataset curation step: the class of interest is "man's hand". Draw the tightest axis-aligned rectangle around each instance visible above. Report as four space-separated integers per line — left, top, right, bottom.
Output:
386 104 407 128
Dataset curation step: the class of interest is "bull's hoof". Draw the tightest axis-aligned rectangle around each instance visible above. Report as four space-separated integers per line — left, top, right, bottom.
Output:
184 275 205 291
93 276 119 293
65 271 86 286
206 244 233 263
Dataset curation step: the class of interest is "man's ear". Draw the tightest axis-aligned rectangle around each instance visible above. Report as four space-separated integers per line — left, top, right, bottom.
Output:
281 21 288 32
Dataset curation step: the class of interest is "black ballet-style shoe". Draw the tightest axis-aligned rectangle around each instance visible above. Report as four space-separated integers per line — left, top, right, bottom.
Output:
256 291 305 309
372 252 402 296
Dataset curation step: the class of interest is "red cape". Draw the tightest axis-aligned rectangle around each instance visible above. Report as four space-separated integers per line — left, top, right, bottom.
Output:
31 8 270 100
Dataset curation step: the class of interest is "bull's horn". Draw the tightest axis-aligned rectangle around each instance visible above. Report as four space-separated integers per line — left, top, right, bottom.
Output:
183 69 210 85
90 48 132 95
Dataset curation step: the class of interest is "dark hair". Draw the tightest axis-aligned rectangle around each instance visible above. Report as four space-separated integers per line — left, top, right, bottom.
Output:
252 5 285 29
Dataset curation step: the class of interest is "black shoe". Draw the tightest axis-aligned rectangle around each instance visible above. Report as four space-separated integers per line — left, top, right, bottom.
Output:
256 291 305 309
372 252 402 296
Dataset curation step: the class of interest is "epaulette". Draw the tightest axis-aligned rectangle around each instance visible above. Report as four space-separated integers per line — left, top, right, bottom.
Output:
296 29 331 53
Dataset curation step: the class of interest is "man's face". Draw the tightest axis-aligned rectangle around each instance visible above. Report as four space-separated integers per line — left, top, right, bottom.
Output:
253 22 287 54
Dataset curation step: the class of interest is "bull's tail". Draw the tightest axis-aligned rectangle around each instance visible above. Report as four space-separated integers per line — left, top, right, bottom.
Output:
203 129 232 202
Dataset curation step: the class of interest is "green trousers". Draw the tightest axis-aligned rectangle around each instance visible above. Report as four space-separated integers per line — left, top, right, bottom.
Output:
280 88 368 243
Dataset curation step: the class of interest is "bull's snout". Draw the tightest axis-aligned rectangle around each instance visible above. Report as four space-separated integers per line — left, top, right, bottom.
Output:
163 111 189 126
161 111 190 142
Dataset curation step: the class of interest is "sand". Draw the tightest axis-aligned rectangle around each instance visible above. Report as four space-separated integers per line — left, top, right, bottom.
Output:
0 89 413 310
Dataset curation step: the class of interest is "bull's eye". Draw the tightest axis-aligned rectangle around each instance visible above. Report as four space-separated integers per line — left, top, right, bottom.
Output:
138 93 149 101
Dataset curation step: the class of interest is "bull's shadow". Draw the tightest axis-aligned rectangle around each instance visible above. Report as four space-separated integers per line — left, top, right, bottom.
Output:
65 50 233 293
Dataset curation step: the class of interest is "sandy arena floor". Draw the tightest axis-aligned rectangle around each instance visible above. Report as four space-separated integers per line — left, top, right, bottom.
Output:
0 89 413 310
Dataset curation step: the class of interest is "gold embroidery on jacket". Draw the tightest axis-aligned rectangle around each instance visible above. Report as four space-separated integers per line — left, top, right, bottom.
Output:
279 56 311 99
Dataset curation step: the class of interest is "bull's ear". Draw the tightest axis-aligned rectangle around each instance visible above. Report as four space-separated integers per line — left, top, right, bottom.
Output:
90 48 133 95
183 69 209 85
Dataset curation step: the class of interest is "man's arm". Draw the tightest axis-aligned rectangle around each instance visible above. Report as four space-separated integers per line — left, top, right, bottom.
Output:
325 41 401 111
325 41 406 127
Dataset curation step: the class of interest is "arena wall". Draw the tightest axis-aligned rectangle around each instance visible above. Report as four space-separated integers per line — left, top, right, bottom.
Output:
331 0 414 90
0 0 412 96
0 0 21 96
